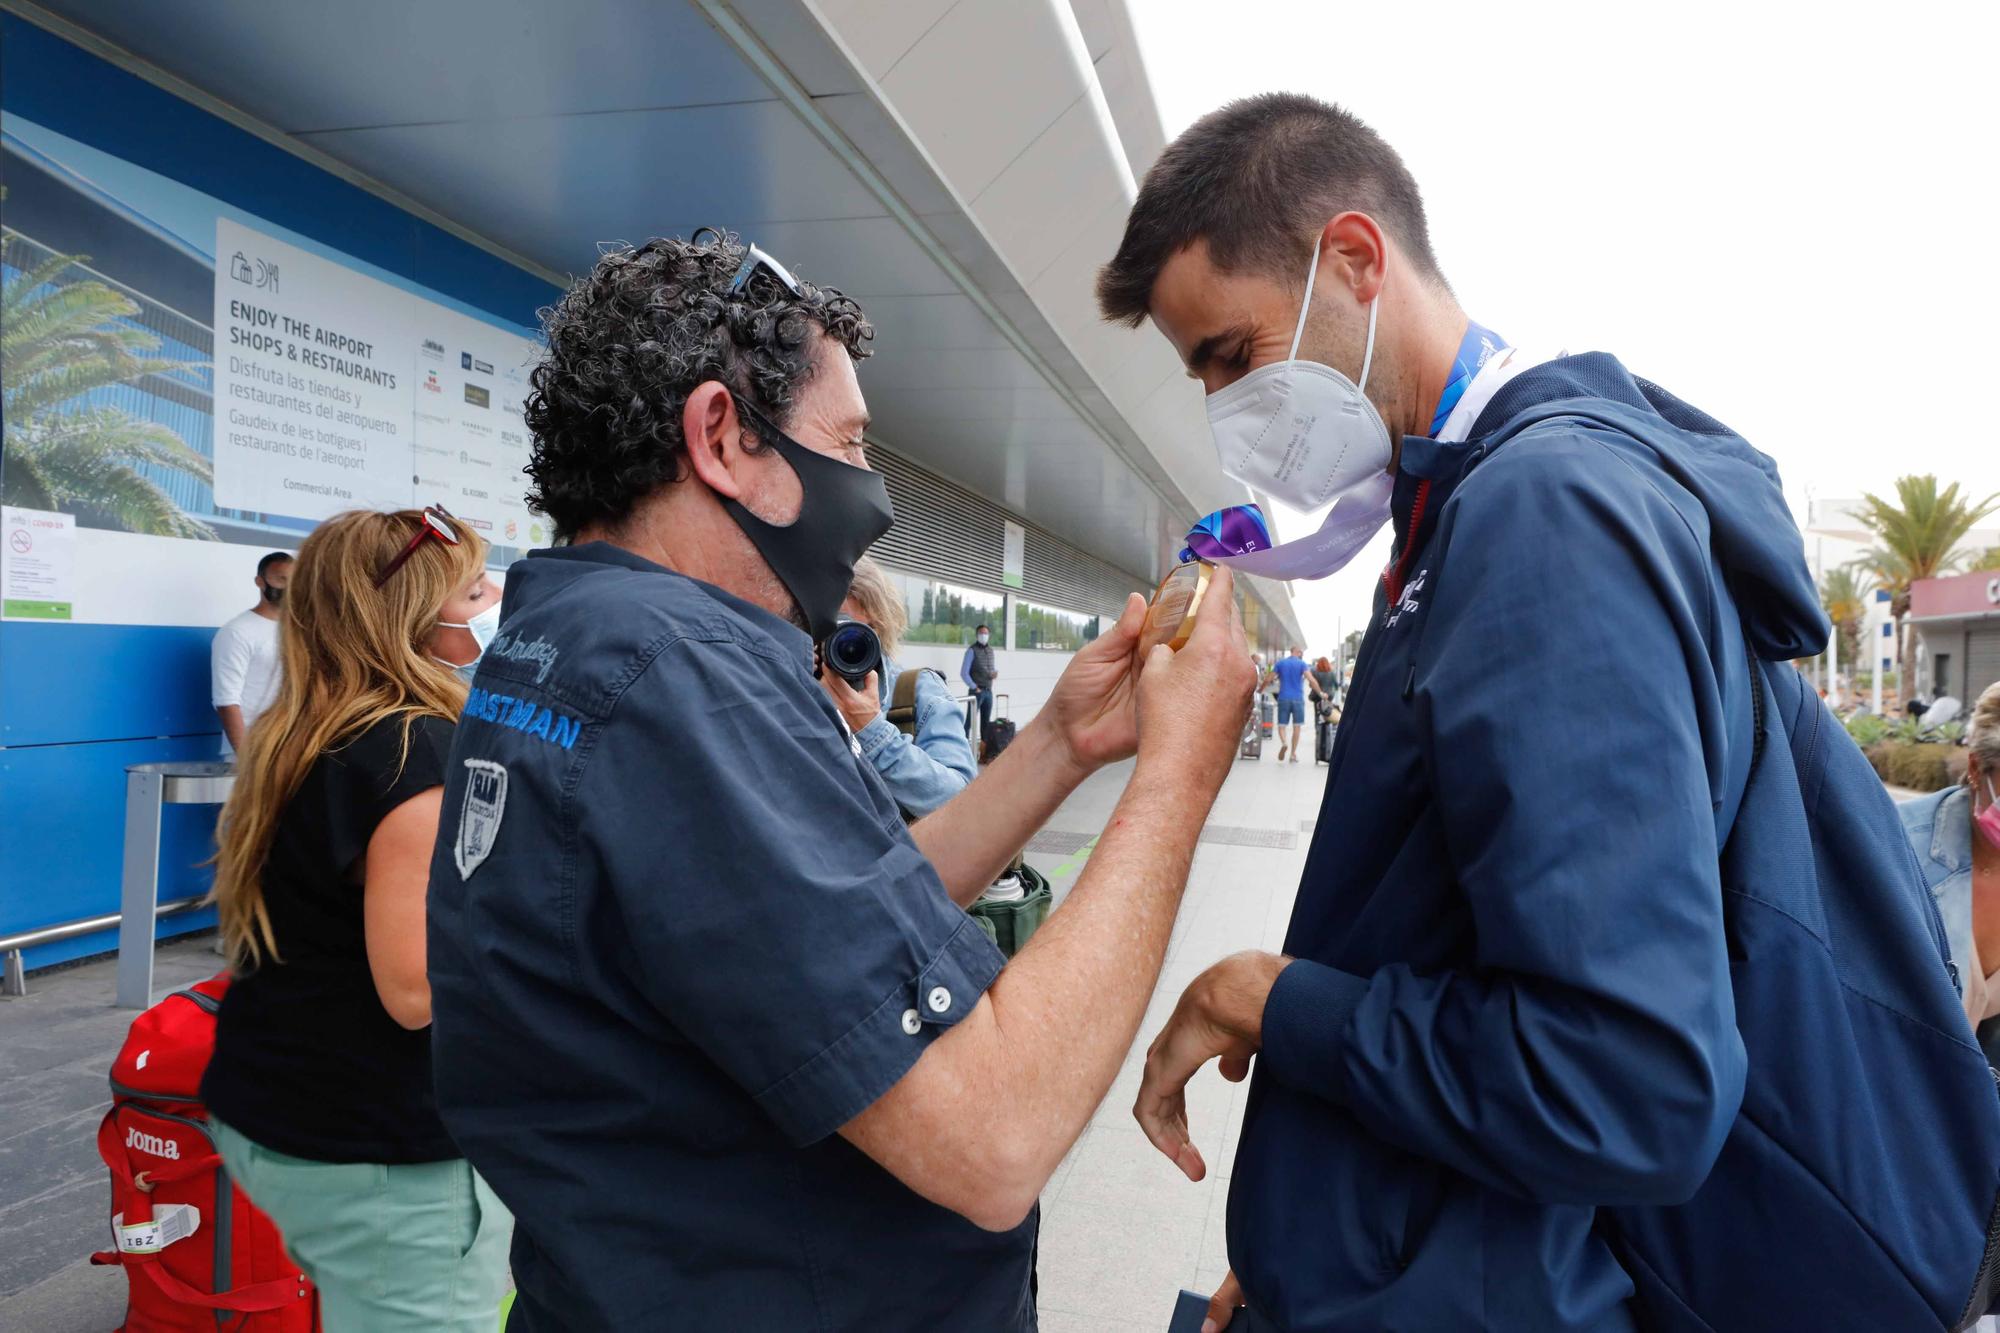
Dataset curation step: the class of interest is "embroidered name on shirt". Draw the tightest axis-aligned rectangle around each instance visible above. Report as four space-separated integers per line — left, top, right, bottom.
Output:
464 685 582 750
486 629 560 684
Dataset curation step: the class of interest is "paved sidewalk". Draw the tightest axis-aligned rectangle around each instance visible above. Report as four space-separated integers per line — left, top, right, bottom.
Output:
1031 742 1323 1332
0 741 1324 1331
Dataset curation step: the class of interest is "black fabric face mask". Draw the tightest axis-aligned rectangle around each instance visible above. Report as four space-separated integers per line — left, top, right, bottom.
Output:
722 397 894 640
262 585 285 607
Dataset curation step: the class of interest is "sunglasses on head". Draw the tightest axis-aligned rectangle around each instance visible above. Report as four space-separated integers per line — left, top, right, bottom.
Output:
691 227 806 301
374 504 461 588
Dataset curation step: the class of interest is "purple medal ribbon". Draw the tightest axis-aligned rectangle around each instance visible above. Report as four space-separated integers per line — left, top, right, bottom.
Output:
1178 472 1396 581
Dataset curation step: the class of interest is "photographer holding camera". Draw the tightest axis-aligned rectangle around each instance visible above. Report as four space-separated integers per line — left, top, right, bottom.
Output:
820 557 977 818
424 234 1254 1331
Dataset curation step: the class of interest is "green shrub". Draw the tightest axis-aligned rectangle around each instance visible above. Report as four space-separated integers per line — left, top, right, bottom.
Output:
1845 714 1889 747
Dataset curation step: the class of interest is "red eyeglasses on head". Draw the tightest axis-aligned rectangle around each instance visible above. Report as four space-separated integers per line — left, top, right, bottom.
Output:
373 505 461 588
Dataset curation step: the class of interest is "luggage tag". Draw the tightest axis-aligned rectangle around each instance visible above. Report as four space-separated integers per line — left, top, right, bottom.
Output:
113 1202 200 1254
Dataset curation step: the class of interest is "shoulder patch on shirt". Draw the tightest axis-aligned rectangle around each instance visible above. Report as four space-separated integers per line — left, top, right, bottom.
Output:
455 759 508 880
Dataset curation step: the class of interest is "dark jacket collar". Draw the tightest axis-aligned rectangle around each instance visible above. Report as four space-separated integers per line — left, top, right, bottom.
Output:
525 541 811 654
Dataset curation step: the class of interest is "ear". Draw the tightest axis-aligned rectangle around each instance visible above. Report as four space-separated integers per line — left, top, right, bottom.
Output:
681 380 751 501
1320 211 1388 304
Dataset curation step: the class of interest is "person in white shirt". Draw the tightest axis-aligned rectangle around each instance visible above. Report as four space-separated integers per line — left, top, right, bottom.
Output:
212 551 292 755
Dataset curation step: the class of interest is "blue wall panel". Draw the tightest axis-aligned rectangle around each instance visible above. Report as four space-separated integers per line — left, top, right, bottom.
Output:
0 16 559 966
1 622 221 747
1 733 223 971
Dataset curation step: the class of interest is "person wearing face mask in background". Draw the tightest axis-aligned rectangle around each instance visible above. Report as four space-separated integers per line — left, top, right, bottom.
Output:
424 234 1254 1331
211 549 293 756
1902 682 2000 1060
202 508 513 1331
1090 94 1964 1333
960 620 998 744
433 563 504 684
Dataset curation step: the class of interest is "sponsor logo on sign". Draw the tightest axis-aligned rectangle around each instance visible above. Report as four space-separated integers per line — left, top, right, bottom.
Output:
424 369 441 393
463 384 490 408
456 760 508 879
460 351 473 369
422 339 446 360
472 358 493 375
505 520 518 540
126 1126 181 1161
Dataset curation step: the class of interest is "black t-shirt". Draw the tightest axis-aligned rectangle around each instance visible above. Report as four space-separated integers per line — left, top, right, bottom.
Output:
203 713 458 1164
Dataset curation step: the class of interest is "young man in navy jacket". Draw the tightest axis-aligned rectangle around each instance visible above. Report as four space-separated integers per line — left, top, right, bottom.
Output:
1097 94 1828 1332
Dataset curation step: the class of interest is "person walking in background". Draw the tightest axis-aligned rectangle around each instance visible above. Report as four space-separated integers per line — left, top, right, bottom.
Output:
202 508 511 1332
1900 681 2000 1060
1269 644 1322 763
960 620 998 742
211 550 292 756
1310 655 1338 703
825 556 977 817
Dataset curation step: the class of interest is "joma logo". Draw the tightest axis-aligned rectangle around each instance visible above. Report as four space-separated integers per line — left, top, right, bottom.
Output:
125 1127 180 1160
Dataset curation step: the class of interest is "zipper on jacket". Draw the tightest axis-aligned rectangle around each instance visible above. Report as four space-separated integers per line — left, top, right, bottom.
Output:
1383 479 1432 605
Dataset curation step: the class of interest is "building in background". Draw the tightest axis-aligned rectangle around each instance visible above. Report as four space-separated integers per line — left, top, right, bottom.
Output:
0 0 1301 978
1909 571 2000 704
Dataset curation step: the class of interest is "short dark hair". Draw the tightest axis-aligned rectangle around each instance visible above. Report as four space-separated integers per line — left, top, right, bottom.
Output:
523 233 873 539
256 551 293 580
975 623 990 633
1097 94 1442 327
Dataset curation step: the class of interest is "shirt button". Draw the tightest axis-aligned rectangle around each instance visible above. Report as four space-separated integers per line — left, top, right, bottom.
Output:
900 1008 921 1036
927 986 952 1015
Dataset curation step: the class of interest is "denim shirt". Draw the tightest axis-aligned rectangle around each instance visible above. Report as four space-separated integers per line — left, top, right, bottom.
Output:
1900 785 1977 993
856 657 977 817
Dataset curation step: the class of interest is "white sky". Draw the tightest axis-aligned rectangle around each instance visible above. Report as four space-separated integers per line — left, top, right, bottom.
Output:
1130 0 2000 651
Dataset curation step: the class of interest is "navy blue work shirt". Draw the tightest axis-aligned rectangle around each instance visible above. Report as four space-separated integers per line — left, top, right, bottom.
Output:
425 542 1031 1330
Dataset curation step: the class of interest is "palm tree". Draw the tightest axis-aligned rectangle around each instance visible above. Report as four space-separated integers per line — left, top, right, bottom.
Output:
1818 566 1871 675
1 245 214 539
1971 545 2000 572
1851 475 1998 699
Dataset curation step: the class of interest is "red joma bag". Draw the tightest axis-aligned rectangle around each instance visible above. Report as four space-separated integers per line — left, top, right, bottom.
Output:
91 971 319 1331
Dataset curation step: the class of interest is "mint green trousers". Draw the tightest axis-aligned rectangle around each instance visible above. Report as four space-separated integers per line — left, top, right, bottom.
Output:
212 1118 513 1332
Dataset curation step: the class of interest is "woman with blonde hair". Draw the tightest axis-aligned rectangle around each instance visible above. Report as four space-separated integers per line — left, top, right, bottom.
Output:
818 556 977 817
201 506 512 1331
1899 680 2000 1063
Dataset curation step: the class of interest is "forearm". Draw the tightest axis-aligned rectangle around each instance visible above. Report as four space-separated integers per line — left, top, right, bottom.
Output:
976 763 1206 1176
910 716 1085 905
216 705 245 751
860 759 1209 1226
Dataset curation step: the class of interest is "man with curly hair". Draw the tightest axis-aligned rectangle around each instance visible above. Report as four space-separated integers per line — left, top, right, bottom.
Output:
424 233 1256 1330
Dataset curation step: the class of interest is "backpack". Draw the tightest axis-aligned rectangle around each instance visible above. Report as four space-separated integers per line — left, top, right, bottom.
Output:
91 971 320 1332
1608 657 2000 1331
1478 402 2000 1330
883 664 929 736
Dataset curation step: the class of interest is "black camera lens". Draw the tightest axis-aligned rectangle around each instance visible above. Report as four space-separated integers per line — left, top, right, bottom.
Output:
819 619 882 687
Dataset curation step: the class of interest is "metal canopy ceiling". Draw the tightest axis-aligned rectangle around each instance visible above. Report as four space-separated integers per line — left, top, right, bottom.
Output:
16 0 1198 587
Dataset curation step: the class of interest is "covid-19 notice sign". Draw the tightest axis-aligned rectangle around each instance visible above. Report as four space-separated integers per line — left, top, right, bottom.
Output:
211 217 416 516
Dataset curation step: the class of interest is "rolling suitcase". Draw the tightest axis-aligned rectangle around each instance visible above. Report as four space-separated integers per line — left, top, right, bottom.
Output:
1315 717 1335 764
1239 703 1263 760
980 694 1016 763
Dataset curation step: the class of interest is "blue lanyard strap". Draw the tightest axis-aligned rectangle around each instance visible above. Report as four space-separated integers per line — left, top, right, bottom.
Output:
1429 320 1507 436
